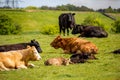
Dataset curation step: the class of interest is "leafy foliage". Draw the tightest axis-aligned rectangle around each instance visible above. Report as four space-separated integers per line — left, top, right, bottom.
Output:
0 14 22 35
112 19 120 33
40 25 59 35
82 16 106 29
25 6 38 10
40 4 93 11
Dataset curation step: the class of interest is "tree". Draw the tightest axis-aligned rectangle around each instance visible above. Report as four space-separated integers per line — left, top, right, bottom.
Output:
105 6 114 13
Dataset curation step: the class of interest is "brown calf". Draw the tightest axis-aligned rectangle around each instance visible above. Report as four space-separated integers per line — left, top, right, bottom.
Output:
44 57 70 66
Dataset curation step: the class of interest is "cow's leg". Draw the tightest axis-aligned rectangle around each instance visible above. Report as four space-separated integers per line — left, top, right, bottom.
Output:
15 61 27 69
27 63 35 68
59 26 62 35
67 28 69 36
16 65 27 69
0 62 10 71
63 29 65 36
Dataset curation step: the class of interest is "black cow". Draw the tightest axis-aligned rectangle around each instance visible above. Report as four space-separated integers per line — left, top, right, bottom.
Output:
0 39 42 53
70 53 97 64
111 49 120 54
72 25 108 38
59 13 76 36
70 54 87 63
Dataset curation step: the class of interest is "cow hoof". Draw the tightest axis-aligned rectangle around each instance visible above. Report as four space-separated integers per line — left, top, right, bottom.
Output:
28 64 35 68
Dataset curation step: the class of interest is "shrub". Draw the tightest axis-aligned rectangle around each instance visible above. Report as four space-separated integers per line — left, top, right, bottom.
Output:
0 14 22 35
111 19 120 33
82 16 105 29
25 6 38 10
41 25 59 35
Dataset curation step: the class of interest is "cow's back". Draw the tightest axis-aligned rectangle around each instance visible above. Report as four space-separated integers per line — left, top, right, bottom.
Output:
0 51 22 69
0 43 26 52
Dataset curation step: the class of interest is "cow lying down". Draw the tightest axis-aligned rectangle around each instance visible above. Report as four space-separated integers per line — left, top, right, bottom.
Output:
0 46 41 71
44 57 71 66
0 39 42 53
72 25 108 38
50 36 98 55
111 49 120 54
70 53 97 64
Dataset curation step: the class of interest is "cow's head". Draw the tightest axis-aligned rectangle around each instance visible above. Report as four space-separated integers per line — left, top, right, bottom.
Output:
63 59 71 66
50 36 65 49
27 46 41 61
30 39 42 53
68 13 76 29
72 25 86 34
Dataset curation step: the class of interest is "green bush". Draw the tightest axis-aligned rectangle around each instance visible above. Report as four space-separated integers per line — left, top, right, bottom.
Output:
111 19 120 33
82 16 105 28
0 14 22 35
25 6 38 10
41 25 59 35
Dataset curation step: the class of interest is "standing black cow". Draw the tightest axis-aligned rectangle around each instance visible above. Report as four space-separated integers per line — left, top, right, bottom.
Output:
0 39 42 53
72 25 108 38
59 13 76 36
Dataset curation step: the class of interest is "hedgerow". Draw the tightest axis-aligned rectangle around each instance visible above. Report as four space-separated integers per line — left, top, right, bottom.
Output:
111 19 120 33
0 14 22 35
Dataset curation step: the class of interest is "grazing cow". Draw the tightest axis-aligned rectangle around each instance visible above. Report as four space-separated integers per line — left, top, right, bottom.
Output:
59 13 76 36
44 57 70 66
70 53 97 64
50 36 98 55
0 46 41 71
112 49 120 54
0 39 42 53
72 25 108 38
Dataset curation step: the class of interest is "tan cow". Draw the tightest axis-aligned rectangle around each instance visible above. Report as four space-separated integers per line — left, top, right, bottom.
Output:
50 36 98 55
44 57 70 66
0 46 41 71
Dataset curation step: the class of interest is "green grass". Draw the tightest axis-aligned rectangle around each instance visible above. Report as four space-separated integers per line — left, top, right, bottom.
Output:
0 33 120 80
0 10 120 80
0 10 115 33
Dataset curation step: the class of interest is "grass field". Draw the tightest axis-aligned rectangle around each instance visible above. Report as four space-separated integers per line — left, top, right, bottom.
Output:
0 10 120 80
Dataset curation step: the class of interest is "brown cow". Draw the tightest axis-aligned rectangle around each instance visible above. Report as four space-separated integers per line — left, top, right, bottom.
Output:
50 36 98 55
0 46 41 71
44 57 70 66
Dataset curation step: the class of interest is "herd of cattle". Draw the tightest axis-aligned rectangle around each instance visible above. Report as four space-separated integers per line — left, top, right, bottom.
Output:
0 13 119 71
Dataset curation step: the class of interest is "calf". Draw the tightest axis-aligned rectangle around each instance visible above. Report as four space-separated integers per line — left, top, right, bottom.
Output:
0 39 42 53
44 57 70 66
50 36 98 55
0 46 41 71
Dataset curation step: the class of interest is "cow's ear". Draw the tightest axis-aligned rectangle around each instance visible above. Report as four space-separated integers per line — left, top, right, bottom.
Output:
72 13 75 15
31 39 35 43
27 45 31 48
56 35 61 39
